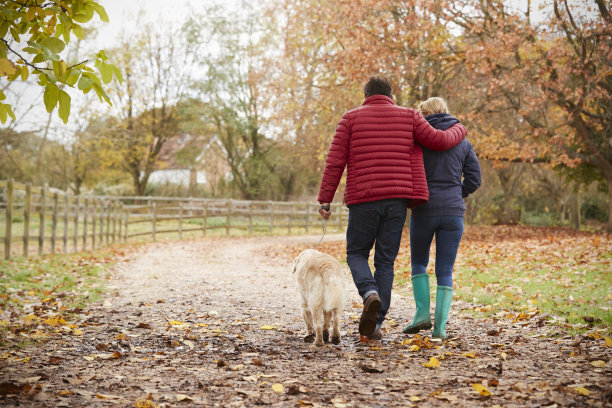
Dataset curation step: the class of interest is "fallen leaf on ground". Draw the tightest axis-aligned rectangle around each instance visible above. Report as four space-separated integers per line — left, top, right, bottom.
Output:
176 394 192 401
590 360 606 367
260 325 276 330
473 383 492 397
423 357 440 368
573 387 590 396
271 383 284 393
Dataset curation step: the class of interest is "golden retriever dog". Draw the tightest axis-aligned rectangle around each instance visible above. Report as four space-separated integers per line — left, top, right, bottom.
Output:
292 249 345 346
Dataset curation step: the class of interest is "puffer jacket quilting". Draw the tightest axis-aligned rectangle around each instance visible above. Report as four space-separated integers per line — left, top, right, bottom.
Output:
318 95 467 207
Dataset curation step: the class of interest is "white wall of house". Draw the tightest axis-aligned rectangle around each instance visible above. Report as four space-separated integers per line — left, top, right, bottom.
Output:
148 169 207 186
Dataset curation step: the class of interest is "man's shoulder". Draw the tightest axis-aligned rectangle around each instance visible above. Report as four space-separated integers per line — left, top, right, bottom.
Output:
348 104 415 115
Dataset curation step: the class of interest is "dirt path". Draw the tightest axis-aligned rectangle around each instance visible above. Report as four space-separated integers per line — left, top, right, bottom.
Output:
2 236 610 407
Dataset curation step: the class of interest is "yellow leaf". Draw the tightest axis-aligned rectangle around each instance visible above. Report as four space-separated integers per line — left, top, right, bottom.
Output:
590 360 606 368
473 383 492 396
574 387 590 396
409 396 421 402
176 394 192 402
271 383 284 393
409 345 420 352
168 320 183 326
21 356 30 363
24 314 39 324
423 357 440 368
0 320 9 326
501 352 507 360
72 329 84 336
461 352 475 358
0 59 17 76
57 390 74 396
260 325 276 330
604 337 612 347
43 316 64 327
83 356 94 361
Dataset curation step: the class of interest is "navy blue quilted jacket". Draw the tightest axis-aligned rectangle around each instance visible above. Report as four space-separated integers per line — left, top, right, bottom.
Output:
411 113 481 217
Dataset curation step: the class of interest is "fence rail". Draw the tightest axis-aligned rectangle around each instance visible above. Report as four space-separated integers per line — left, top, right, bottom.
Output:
0 180 348 260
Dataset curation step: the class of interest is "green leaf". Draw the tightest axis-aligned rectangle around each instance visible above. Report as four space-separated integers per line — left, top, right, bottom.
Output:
41 37 65 54
77 76 93 92
98 62 112 84
0 104 7 124
73 24 84 40
20 66 29 81
111 64 123 84
65 68 80 86
91 3 109 23
72 13 91 24
52 60 65 81
43 83 59 112
58 89 71 123
5 103 15 121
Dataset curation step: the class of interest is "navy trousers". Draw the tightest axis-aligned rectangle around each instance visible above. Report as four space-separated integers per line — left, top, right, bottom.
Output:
346 199 408 326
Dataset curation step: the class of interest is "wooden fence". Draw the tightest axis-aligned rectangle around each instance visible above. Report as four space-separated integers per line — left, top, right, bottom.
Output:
0 180 348 260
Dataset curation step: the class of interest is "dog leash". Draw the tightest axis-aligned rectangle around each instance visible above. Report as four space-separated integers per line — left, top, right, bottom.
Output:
312 218 327 249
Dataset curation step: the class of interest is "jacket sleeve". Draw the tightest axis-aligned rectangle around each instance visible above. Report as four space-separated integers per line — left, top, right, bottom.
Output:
461 142 482 198
413 110 466 151
318 112 351 204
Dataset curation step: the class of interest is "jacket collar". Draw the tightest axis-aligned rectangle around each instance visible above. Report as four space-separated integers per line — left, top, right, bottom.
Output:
362 95 395 105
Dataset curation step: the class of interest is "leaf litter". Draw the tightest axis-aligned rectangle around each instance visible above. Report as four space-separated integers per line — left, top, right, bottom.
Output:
0 228 610 407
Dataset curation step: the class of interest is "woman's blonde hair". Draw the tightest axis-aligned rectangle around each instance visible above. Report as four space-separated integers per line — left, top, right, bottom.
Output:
417 97 449 114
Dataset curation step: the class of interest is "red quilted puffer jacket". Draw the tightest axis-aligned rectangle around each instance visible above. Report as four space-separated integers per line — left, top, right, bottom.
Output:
318 95 467 207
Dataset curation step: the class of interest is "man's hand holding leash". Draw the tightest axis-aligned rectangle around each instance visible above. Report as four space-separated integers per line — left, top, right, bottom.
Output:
319 203 331 220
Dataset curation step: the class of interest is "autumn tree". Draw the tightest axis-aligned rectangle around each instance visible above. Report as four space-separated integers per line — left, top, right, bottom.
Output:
0 0 122 123
445 0 611 230
186 4 281 200
104 21 193 196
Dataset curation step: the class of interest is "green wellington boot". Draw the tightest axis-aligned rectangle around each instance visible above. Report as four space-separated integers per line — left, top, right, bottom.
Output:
403 274 432 334
432 286 453 339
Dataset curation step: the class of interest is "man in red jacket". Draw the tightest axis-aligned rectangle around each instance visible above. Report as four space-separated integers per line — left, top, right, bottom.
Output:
318 76 467 340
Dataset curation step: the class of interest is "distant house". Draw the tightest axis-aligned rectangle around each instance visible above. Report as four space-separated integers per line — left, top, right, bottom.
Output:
148 168 206 186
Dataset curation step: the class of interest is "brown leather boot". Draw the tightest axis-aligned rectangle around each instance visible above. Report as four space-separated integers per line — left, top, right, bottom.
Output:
359 293 381 336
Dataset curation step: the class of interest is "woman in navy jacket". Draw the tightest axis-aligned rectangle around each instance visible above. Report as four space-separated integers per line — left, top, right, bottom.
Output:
403 97 481 339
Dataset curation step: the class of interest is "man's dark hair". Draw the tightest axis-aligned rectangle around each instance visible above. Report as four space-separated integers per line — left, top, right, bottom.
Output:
364 76 392 98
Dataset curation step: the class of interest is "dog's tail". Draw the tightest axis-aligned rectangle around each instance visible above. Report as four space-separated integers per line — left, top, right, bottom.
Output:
307 275 325 310
324 274 345 312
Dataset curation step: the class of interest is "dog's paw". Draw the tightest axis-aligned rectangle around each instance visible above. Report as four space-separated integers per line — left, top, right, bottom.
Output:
303 334 315 343
331 336 340 345
314 340 325 347
323 330 329 343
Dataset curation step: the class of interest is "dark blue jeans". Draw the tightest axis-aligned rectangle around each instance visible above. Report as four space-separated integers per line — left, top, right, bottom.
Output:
409 215 464 287
346 199 408 327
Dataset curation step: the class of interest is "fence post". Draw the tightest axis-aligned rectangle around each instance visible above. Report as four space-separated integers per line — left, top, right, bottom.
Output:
202 202 208 236
248 202 253 235
178 201 183 239
112 201 117 243
23 183 31 257
4 179 13 260
73 196 79 252
124 204 128 242
288 203 293 234
83 198 88 250
99 199 104 246
105 200 111 245
269 201 274 233
226 200 231 236
118 202 122 243
63 192 69 254
151 201 156 242
51 192 58 254
305 204 310 233
39 183 47 256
